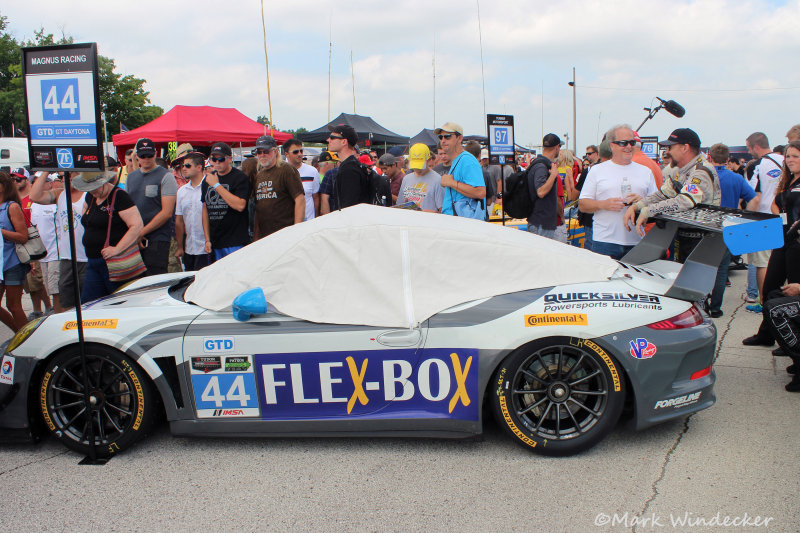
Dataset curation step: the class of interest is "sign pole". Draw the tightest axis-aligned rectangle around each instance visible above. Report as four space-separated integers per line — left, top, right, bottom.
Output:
22 42 106 464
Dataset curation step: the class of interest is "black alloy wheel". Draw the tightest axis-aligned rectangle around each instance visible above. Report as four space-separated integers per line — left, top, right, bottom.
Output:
492 337 625 456
39 345 156 457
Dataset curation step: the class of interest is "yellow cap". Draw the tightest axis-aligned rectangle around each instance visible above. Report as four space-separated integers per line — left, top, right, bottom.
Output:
408 143 431 170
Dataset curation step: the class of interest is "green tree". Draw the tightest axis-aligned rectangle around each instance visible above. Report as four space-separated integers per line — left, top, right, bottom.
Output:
0 15 162 139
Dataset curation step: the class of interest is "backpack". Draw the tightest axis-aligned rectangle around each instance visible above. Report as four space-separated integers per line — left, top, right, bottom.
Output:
360 163 392 206
503 160 545 219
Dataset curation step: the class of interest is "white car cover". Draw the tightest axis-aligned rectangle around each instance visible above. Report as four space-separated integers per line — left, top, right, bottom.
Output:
184 204 618 328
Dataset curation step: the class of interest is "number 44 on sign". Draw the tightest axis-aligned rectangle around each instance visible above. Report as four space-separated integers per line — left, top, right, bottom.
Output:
41 79 80 120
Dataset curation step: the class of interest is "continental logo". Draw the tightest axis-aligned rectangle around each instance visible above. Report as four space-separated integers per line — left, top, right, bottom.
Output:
62 319 118 331
40 371 55 431
569 338 621 392
499 395 536 448
122 360 145 431
525 314 587 327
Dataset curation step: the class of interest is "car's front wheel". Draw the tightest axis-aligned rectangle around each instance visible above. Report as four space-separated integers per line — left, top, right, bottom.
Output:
492 337 625 456
39 345 157 457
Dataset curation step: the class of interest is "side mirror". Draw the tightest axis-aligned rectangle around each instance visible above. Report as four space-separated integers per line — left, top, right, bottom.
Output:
232 288 268 322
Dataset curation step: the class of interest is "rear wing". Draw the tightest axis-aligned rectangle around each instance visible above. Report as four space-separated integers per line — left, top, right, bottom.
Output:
621 205 783 302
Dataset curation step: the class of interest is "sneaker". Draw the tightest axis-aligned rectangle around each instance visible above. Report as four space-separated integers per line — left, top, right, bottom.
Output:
787 364 797 374
746 303 762 313
726 279 731 287
743 294 758 303
709 309 724 318
772 347 787 357
786 375 800 392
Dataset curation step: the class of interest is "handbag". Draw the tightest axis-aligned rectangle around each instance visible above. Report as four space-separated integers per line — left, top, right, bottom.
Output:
447 155 487 220
15 226 47 264
103 188 147 282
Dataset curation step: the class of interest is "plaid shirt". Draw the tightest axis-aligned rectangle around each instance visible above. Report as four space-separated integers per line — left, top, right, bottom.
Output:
319 167 340 210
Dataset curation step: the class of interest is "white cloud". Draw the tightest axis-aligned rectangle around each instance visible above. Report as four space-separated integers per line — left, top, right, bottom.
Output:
5 0 800 147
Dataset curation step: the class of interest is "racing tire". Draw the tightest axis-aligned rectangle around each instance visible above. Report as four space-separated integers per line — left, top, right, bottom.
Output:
492 336 625 456
39 345 157 458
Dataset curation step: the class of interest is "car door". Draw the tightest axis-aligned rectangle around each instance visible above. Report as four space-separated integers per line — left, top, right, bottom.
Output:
182 309 424 420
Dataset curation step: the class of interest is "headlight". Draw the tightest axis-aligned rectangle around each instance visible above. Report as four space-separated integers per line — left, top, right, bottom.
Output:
6 316 46 353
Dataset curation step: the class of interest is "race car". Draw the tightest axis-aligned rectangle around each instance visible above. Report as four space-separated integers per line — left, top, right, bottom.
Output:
0 205 722 458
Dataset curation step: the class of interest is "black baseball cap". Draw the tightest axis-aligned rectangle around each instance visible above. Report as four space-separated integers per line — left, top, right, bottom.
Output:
135 138 156 156
327 124 358 146
542 133 563 148
659 128 701 149
255 136 277 150
318 150 339 163
210 142 232 157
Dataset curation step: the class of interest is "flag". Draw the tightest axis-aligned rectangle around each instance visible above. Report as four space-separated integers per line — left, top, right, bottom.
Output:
14 127 26 138
120 122 130 133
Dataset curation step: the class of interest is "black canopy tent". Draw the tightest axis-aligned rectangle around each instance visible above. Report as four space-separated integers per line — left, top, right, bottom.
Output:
299 112 409 146
409 128 439 148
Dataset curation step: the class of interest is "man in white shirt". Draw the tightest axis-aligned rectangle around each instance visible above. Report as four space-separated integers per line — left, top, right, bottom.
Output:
745 132 785 305
175 152 213 271
283 138 320 220
30 177 60 311
579 124 657 260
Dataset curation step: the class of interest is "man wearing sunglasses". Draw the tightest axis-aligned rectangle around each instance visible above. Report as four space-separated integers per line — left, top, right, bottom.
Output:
201 142 251 260
623 128 720 250
434 122 486 219
126 138 177 276
283 138 320 220
175 151 212 271
325 124 366 209
252 136 304 240
578 124 657 259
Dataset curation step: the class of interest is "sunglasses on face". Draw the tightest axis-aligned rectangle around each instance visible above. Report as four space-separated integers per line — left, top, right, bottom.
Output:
290 149 303 155
210 156 227 163
13 177 25 182
182 163 194 168
327 135 344 140
255 149 272 155
610 140 636 147
137 153 155 159
585 151 596 156
438 134 455 140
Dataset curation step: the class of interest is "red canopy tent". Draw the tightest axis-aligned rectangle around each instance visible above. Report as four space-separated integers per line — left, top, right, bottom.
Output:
112 105 291 160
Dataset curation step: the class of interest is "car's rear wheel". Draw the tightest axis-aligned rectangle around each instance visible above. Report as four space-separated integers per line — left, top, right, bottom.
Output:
39 345 156 457
492 337 625 456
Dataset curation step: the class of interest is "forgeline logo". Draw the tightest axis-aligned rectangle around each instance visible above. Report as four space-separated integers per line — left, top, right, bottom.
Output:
525 314 587 327
654 392 701 409
259 352 473 414
62 319 118 331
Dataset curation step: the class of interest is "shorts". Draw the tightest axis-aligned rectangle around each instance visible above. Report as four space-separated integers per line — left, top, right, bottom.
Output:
59 260 87 309
3 263 30 286
746 249 771 268
40 260 60 296
23 260 44 293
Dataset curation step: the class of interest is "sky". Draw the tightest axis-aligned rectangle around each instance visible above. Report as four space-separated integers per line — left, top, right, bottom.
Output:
5 0 800 151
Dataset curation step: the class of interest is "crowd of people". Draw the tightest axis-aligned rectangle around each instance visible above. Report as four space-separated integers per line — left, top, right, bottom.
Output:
2 120 799 391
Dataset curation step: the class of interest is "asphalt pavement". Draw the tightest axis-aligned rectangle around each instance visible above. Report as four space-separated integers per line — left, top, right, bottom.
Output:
0 268 798 532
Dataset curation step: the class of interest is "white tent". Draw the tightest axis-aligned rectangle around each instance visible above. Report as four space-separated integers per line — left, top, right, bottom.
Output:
185 205 618 328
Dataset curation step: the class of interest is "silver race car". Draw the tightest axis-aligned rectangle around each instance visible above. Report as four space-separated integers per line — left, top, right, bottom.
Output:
0 205 741 457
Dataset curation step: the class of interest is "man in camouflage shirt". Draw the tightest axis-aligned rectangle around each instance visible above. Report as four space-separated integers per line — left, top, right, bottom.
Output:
624 128 720 253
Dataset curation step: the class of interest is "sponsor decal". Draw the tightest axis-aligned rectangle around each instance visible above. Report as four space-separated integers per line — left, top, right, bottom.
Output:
686 183 699 195
629 338 657 359
654 391 701 409
543 292 662 312
0 355 13 385
203 337 234 353
525 313 587 327
767 169 781 178
192 356 221 373
570 338 621 392
225 356 251 372
253 348 479 421
690 177 701 184
62 318 118 330
40 371 56 431
499 394 537 448
212 409 245 416
121 360 145 431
